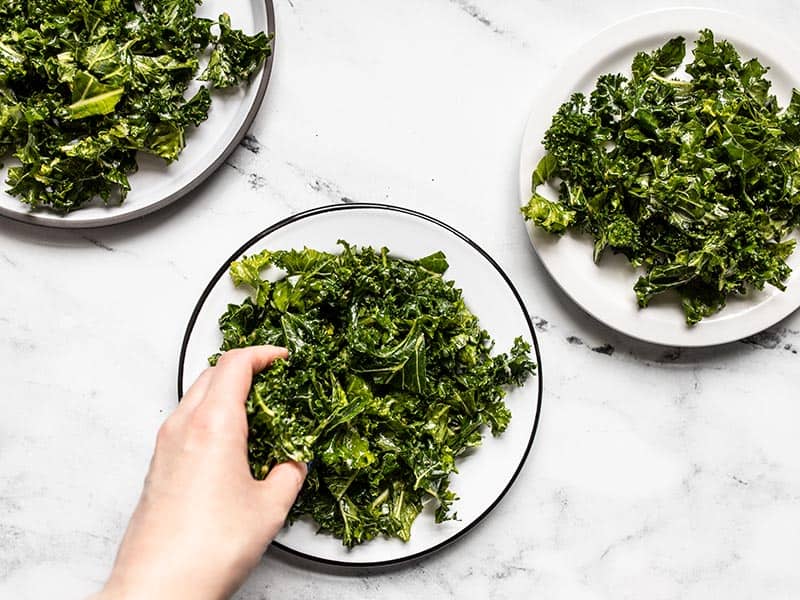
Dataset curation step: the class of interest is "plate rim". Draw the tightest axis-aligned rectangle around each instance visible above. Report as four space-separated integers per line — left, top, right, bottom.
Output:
176 202 544 567
518 7 800 347
0 0 276 230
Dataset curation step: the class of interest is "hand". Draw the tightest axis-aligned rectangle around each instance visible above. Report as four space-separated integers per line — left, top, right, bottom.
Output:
93 346 306 600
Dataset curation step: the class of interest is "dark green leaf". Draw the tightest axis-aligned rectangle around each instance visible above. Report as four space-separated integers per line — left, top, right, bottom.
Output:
0 0 271 213
525 29 800 324
215 242 537 547
652 36 685 76
199 13 272 88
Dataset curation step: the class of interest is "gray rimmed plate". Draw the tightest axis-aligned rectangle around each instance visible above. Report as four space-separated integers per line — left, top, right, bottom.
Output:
0 0 275 229
519 8 800 346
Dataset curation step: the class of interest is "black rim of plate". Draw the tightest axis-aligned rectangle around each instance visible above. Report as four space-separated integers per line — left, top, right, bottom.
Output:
177 203 544 568
0 0 276 230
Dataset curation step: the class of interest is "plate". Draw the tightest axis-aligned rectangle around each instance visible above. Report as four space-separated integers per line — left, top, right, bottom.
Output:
177 204 543 566
519 8 800 347
0 0 275 229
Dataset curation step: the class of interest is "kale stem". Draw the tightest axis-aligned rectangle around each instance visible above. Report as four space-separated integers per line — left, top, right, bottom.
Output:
649 73 692 88
370 488 389 511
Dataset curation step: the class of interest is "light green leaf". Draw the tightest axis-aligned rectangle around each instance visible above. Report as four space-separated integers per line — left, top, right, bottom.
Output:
66 72 124 120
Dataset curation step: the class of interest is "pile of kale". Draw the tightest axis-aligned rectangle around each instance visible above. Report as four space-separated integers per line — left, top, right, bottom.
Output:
523 30 800 324
212 242 536 547
0 0 271 212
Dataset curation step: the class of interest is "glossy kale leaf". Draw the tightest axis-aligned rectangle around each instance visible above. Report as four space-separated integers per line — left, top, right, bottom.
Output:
211 242 537 547
199 13 271 88
0 0 271 213
523 30 800 324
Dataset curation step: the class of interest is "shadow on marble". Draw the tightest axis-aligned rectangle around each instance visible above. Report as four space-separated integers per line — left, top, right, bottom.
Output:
264 526 473 577
0 181 205 249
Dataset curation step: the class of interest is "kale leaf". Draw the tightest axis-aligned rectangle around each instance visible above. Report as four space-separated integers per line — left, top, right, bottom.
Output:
211 242 537 547
523 30 800 324
0 0 271 213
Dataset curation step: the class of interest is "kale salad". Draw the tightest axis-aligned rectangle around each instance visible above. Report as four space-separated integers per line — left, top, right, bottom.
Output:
0 0 271 213
211 242 537 547
523 30 800 324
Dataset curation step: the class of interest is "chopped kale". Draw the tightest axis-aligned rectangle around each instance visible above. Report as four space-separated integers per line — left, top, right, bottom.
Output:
0 0 271 213
523 30 800 324
211 242 537 547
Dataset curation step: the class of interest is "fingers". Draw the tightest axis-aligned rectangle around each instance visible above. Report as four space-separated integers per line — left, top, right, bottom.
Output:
257 461 307 517
200 346 288 416
174 367 215 418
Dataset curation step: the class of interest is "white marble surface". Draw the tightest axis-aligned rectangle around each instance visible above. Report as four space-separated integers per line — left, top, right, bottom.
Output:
2 1 800 598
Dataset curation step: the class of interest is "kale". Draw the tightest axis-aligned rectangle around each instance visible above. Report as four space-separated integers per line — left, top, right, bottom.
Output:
0 0 271 213
211 242 536 547
523 30 800 324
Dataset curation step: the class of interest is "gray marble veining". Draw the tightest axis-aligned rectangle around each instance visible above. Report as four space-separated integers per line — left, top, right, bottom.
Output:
2 1 800 598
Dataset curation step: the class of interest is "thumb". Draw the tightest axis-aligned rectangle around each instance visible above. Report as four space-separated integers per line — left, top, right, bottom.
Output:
258 461 308 520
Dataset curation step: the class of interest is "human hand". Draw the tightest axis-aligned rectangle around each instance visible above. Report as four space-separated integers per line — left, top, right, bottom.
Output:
92 346 306 600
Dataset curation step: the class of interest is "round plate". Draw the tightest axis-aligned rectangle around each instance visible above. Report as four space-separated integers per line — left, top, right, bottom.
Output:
519 8 800 347
0 0 275 229
178 204 543 566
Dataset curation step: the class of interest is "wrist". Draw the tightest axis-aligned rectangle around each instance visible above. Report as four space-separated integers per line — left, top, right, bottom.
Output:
93 568 233 600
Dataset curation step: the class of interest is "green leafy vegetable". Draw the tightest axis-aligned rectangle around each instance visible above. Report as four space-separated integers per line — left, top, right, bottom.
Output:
199 13 271 88
66 72 125 120
0 0 271 213
523 30 800 324
211 242 537 547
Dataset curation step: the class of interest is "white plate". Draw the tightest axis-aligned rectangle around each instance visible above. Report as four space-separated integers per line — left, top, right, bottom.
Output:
0 0 274 229
519 8 800 347
178 204 543 566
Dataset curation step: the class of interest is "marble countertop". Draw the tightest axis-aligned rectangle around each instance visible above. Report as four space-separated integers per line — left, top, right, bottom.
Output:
2 1 800 598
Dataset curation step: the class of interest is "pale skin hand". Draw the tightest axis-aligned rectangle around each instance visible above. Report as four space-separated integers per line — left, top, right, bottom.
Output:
92 346 306 600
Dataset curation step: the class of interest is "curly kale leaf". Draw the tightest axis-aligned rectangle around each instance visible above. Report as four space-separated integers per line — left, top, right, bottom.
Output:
199 13 272 88
0 0 271 213
523 30 800 324
212 243 537 547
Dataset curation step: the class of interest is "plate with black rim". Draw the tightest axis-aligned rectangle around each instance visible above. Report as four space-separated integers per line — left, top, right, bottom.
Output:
519 8 800 347
0 0 275 229
178 204 543 566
